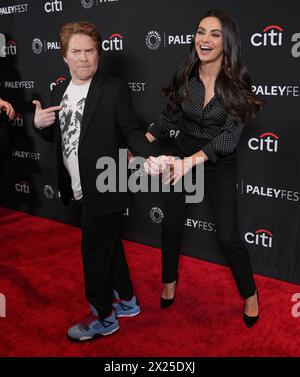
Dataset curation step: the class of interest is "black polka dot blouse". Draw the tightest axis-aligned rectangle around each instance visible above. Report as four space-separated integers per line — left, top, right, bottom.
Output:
148 72 245 163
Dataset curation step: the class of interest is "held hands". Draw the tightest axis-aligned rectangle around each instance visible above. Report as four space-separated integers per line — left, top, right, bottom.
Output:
32 100 62 129
0 98 15 119
144 155 193 185
162 157 193 185
144 155 175 176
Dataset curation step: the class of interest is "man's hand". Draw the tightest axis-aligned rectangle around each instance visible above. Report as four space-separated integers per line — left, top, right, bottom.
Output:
0 98 15 119
144 155 175 176
32 100 61 129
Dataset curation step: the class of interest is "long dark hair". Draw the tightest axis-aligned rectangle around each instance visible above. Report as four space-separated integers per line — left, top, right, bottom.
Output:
162 9 263 121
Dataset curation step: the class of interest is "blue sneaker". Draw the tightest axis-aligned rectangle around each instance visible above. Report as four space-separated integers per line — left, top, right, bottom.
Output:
112 290 141 317
67 305 119 342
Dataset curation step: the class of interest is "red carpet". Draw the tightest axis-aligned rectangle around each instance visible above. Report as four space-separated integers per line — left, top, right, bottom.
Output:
1 207 300 357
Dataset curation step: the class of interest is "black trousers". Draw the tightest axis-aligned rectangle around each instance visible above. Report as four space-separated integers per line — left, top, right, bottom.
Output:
77 200 134 319
151 141 256 299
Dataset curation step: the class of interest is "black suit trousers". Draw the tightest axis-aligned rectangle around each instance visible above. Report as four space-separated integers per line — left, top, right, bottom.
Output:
150 140 256 299
77 200 134 318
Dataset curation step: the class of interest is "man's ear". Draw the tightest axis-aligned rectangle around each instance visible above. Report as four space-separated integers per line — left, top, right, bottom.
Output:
63 56 68 64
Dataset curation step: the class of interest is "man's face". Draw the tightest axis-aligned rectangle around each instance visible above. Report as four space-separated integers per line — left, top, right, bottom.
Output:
63 33 99 84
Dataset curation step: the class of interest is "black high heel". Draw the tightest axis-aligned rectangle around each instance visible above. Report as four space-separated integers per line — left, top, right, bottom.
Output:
160 280 177 309
243 290 259 328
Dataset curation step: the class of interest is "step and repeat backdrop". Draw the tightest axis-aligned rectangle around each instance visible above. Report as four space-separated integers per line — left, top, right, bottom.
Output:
0 0 299 284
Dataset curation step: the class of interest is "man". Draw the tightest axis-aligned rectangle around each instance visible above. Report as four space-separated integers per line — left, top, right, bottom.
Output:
33 21 151 342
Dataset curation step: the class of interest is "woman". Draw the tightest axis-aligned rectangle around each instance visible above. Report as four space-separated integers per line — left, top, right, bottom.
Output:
145 9 263 328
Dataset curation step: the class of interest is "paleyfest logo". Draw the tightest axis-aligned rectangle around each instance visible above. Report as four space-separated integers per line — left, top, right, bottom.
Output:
145 31 161 50
145 30 194 50
81 0 119 8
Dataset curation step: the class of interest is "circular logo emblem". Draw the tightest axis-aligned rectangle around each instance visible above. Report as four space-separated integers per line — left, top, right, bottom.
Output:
81 0 94 9
150 207 164 224
44 185 55 199
32 38 43 54
145 31 161 50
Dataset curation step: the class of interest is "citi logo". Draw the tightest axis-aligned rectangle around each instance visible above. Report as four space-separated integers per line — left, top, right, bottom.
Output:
15 180 30 194
10 113 24 127
50 76 66 91
0 34 17 57
251 25 283 47
244 229 273 248
44 0 62 12
102 33 123 51
248 132 279 152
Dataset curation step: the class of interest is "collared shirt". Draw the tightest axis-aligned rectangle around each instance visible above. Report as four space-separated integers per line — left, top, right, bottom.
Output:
148 73 245 162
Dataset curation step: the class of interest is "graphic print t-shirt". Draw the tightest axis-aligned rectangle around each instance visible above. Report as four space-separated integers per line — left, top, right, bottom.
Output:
59 80 91 200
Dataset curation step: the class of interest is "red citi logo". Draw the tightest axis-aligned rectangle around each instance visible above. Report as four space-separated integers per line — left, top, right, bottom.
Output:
10 113 24 127
248 132 279 152
2 40 17 55
251 25 283 47
15 180 30 194
244 229 273 248
102 33 123 51
50 76 66 91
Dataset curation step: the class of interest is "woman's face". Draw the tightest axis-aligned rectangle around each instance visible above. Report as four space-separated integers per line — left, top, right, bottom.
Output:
194 16 223 64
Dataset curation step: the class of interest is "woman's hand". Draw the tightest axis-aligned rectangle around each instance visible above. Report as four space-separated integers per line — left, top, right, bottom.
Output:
0 99 15 119
163 157 194 185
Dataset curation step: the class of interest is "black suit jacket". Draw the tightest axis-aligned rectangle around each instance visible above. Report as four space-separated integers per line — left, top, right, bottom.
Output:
35 71 151 216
